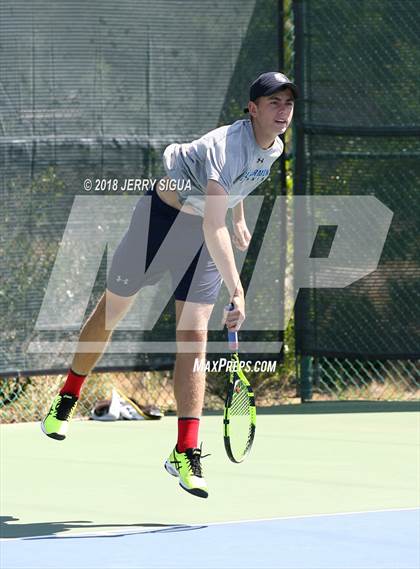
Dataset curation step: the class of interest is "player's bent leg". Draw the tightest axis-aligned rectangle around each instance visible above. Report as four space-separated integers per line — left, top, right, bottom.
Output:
41 289 137 440
164 301 213 498
71 289 137 375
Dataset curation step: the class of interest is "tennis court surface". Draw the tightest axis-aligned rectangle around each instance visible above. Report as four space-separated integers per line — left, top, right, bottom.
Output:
1 404 419 569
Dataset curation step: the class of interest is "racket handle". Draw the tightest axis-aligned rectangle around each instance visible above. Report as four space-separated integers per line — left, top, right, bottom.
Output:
228 331 239 351
225 303 239 351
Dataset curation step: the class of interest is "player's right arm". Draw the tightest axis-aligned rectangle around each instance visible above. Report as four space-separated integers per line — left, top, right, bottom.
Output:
203 180 245 331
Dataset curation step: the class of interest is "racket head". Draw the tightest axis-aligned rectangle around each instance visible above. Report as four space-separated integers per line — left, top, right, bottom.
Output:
223 354 256 463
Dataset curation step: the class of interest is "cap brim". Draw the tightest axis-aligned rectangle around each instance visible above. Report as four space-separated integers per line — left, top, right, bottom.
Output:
265 82 299 99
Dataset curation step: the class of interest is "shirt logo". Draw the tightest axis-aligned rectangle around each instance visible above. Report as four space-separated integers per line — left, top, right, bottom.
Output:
239 167 270 182
257 158 264 163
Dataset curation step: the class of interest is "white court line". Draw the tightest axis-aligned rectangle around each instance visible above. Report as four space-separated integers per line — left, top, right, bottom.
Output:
188 506 420 528
2 506 418 541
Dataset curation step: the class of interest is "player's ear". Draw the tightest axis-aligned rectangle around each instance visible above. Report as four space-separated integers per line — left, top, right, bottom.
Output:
248 101 258 118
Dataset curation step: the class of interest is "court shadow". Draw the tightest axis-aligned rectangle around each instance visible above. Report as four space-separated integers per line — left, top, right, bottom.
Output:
0 515 204 540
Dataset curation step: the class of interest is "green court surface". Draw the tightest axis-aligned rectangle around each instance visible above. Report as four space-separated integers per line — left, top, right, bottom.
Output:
1 407 419 539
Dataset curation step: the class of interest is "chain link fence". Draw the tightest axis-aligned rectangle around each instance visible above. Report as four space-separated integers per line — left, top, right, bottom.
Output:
308 358 419 402
0 361 299 423
1 353 418 424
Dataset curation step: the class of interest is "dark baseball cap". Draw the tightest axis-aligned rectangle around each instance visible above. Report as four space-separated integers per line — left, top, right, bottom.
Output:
244 72 298 113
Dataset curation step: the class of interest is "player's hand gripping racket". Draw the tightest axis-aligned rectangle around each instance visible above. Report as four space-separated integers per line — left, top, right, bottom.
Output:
223 303 256 463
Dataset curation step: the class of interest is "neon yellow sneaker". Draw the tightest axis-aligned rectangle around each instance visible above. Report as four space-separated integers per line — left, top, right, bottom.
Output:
41 393 78 440
164 445 209 499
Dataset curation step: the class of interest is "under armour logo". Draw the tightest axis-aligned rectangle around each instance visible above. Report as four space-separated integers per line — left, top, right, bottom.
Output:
257 158 264 163
116 275 129 285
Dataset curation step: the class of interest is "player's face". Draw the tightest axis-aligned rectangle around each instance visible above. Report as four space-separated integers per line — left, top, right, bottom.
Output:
250 88 295 137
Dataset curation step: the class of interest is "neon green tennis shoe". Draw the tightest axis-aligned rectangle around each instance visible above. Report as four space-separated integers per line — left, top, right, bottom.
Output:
164 445 209 499
41 393 78 440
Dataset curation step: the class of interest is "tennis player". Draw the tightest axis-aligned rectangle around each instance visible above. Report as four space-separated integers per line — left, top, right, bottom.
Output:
41 72 297 498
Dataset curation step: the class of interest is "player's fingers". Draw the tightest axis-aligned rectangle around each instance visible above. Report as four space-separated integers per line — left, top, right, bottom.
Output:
239 233 248 246
227 320 243 332
226 311 245 331
233 234 248 251
222 302 245 329
224 311 238 327
232 234 243 250
222 306 239 327
240 231 251 249
226 306 240 318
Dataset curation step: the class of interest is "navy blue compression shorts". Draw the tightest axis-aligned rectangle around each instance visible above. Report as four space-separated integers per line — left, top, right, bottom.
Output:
106 189 222 304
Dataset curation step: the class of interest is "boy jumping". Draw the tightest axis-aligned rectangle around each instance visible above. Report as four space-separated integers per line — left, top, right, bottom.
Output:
41 72 297 499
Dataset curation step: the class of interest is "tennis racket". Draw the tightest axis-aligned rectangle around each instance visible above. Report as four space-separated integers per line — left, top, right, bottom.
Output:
223 304 256 463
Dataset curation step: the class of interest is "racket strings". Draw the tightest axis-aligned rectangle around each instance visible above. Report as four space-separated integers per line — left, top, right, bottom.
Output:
229 417 254 455
230 381 250 416
224 363 256 462
228 377 254 456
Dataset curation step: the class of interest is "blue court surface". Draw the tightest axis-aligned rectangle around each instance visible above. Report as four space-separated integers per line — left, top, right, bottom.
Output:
2 508 419 569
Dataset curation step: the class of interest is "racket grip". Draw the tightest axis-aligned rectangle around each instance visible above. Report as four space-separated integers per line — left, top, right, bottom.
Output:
225 303 239 351
228 331 239 351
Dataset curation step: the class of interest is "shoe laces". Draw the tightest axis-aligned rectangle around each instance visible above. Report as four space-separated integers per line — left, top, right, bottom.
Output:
51 394 78 421
49 396 62 419
185 443 210 477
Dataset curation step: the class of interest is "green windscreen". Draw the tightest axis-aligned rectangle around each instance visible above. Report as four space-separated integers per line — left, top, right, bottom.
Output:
293 0 420 359
0 0 284 375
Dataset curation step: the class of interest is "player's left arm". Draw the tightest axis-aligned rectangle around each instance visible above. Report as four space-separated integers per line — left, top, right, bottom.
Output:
232 201 251 251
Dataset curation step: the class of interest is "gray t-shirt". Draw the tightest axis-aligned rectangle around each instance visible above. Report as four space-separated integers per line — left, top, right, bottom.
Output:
162 119 284 216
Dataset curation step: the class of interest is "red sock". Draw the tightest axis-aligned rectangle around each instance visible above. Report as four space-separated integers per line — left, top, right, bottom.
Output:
59 368 87 398
177 417 200 452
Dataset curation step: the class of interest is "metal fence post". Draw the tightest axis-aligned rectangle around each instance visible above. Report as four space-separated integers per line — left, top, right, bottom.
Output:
300 355 313 401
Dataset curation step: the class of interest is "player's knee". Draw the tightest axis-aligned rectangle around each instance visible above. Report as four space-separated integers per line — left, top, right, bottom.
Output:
176 329 208 344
